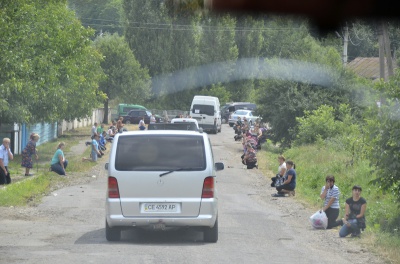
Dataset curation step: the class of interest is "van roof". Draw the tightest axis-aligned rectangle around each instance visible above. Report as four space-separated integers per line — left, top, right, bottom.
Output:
171 118 198 123
116 130 204 136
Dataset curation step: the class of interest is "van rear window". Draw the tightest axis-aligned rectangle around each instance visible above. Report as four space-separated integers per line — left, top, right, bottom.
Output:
115 135 206 171
192 104 214 116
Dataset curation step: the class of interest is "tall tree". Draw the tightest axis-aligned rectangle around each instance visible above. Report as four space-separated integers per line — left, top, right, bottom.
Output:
0 0 104 124
254 25 358 147
93 33 151 123
123 0 173 78
68 0 124 36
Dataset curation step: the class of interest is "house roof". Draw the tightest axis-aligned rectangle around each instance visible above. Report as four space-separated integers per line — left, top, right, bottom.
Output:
346 57 397 81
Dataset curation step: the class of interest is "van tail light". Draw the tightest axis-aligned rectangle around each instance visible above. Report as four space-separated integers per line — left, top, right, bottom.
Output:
202 177 215 198
108 177 120 198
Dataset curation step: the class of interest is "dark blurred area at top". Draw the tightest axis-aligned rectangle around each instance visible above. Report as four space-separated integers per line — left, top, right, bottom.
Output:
204 0 399 33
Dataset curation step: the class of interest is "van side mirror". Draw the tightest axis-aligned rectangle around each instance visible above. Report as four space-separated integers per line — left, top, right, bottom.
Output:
105 163 109 170
215 162 224 171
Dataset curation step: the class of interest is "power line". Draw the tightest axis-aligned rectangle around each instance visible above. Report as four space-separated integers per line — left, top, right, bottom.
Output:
82 22 305 32
79 17 307 32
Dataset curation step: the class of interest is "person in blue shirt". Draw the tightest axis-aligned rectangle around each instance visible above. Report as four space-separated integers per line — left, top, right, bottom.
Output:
82 134 102 162
272 160 296 197
50 142 68 176
99 131 107 151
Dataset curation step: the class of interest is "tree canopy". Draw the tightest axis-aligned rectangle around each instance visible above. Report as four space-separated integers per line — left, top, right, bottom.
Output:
93 33 151 123
0 0 105 124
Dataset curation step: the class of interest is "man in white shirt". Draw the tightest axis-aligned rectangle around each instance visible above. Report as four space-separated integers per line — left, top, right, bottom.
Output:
0 138 14 185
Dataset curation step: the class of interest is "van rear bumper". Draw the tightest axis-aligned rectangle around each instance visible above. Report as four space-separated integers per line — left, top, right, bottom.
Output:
106 214 217 228
106 198 218 228
198 124 217 131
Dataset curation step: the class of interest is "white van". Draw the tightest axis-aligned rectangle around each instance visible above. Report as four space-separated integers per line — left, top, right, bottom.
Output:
190 95 222 134
105 130 224 242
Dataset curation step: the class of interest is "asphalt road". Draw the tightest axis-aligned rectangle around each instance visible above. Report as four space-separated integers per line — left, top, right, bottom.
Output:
0 125 384 264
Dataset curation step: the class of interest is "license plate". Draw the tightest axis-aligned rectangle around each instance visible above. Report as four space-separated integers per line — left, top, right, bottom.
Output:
141 203 180 213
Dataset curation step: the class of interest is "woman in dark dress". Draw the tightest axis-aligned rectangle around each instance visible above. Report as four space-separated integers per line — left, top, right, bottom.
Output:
21 133 39 176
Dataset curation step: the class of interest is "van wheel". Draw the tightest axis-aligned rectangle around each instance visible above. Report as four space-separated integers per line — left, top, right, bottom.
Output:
125 120 131 125
229 123 233 127
106 220 121 241
203 218 218 243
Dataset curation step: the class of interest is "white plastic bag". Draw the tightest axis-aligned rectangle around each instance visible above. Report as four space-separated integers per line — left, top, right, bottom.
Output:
309 210 328 229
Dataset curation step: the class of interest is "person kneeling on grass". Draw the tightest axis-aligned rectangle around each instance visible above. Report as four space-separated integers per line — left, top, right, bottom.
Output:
99 131 107 151
338 185 367 238
271 160 296 197
50 142 68 176
82 134 102 162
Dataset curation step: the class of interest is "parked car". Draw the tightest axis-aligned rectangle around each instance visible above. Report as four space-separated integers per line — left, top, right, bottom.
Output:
122 109 163 124
221 102 256 124
228 109 261 127
105 130 224 242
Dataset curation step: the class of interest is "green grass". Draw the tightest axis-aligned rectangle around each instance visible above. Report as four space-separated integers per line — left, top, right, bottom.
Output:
0 124 141 206
0 174 65 206
258 142 400 263
0 126 109 206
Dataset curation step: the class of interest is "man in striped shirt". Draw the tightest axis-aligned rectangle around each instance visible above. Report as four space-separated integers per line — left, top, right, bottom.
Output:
320 175 341 229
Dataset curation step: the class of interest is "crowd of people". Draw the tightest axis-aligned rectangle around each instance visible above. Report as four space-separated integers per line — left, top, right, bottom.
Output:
231 118 367 238
233 117 269 170
267 154 366 238
1 119 368 238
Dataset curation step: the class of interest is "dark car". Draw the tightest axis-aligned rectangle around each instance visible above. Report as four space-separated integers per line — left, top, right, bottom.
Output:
122 110 163 124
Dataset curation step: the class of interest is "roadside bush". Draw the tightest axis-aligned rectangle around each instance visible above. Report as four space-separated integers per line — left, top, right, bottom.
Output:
294 104 338 145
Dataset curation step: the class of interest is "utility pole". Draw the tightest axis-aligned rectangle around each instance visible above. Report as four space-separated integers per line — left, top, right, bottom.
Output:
378 24 386 80
381 21 394 77
342 26 349 65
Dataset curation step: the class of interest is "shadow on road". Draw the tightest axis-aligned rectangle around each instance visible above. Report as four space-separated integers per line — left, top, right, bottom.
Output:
75 228 207 245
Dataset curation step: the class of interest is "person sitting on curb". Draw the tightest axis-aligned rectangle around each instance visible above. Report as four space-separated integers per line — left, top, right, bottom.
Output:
271 160 296 197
